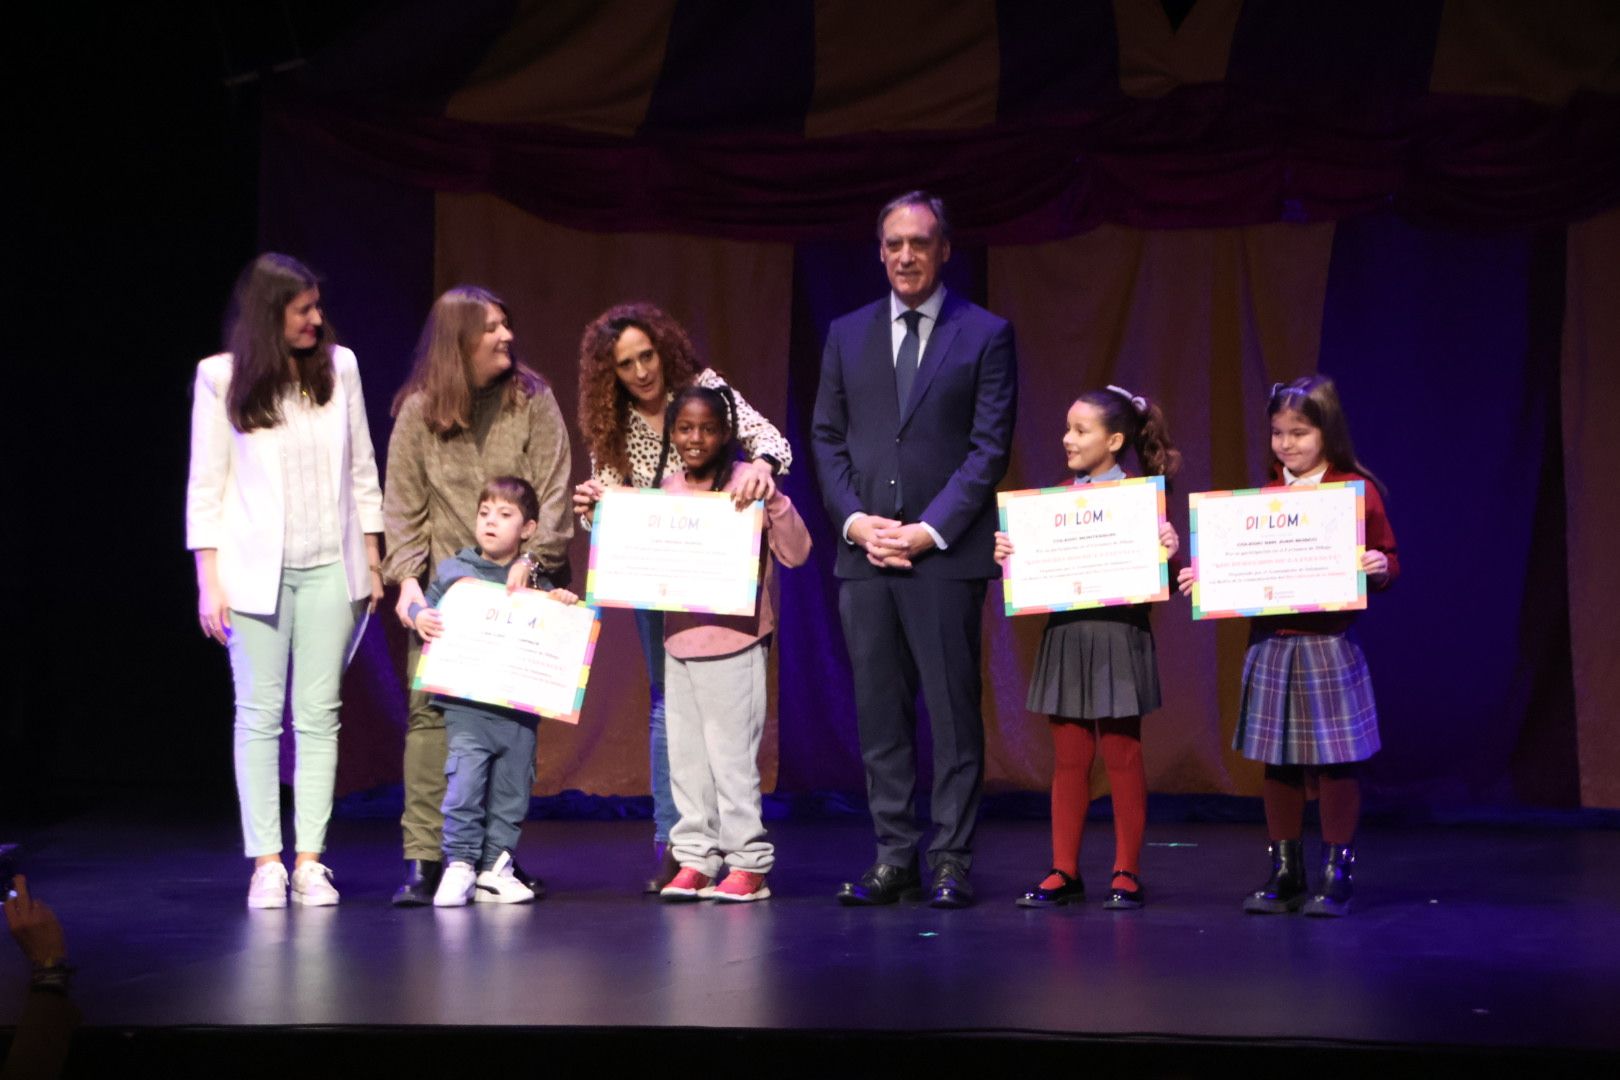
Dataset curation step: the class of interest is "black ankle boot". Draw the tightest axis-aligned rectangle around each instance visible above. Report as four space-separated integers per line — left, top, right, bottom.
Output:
1303 843 1355 917
391 859 443 907
1242 839 1307 914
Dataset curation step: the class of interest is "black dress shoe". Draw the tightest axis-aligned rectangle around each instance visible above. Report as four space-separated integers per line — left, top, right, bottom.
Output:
835 861 922 906
929 859 974 909
1016 867 1084 908
511 859 547 901
1102 869 1145 910
391 859 443 907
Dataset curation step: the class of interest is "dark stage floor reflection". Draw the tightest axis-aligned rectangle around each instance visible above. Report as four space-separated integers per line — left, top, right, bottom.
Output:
3 814 1617 1053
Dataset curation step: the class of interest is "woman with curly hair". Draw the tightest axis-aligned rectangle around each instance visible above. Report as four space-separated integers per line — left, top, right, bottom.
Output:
382 285 573 906
572 302 792 891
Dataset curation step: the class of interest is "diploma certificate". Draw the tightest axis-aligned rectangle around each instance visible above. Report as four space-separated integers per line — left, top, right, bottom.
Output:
1188 481 1366 620
997 476 1170 616
585 488 764 615
413 580 601 723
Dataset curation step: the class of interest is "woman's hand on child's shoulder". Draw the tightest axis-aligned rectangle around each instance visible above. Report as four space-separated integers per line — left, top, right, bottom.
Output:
415 608 444 640
1159 522 1180 560
1176 565 1196 596
993 530 1014 567
732 459 776 507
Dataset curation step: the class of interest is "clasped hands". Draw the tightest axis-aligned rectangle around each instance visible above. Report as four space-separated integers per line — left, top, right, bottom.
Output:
850 514 934 569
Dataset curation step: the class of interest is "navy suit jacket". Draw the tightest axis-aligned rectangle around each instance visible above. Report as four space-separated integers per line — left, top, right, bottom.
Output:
812 291 1018 580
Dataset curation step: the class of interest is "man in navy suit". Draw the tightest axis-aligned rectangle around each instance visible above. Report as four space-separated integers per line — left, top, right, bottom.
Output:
812 191 1017 908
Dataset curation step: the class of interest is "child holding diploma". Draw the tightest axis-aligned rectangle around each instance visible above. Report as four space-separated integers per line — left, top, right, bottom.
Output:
996 386 1181 910
407 477 578 906
1179 375 1398 917
652 386 811 902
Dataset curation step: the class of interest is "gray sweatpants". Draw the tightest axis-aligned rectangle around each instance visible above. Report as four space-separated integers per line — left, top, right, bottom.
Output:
665 642 773 876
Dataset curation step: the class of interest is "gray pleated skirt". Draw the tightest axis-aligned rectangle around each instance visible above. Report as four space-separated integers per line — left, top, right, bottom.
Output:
1025 606 1161 720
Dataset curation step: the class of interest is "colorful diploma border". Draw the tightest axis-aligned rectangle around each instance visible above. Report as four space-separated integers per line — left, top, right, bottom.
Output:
584 488 764 615
1188 480 1366 621
412 585 602 724
996 475 1170 617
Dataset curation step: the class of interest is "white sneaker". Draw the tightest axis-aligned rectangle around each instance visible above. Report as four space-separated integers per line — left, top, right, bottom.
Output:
434 860 478 907
247 862 288 909
474 851 535 904
290 861 340 906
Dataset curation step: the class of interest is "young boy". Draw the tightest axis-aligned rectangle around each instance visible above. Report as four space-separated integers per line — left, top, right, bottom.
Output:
408 476 577 907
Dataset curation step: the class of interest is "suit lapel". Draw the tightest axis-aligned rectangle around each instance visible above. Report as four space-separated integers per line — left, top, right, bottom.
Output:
900 294 961 429
862 303 902 430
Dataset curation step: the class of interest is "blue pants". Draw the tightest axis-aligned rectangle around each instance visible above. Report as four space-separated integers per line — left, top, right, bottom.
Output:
440 705 538 869
635 608 677 842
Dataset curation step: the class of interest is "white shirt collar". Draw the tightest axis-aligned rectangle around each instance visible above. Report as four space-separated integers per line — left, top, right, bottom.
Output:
890 285 946 325
1283 464 1329 486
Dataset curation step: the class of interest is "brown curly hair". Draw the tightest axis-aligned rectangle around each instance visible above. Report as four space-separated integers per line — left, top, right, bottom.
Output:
577 302 705 478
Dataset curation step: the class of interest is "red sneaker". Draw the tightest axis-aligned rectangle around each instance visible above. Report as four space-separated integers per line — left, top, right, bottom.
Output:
714 870 771 902
659 867 715 901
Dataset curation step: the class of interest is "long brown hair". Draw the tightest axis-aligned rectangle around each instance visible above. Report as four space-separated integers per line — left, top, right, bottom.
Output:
577 302 705 478
223 253 335 433
1074 386 1181 480
1267 374 1386 496
391 285 544 435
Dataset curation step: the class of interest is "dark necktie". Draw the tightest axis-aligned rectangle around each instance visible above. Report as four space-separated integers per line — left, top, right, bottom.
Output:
895 309 922 412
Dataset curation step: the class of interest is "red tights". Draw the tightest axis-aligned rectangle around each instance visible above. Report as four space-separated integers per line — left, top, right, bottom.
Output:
1046 717 1145 890
1263 763 1360 845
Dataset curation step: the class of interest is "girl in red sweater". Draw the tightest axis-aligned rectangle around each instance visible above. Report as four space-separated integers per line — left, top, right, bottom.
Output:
1180 375 1399 917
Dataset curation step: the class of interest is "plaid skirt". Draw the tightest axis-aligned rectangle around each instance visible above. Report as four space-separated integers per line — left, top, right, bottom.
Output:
1234 632 1379 765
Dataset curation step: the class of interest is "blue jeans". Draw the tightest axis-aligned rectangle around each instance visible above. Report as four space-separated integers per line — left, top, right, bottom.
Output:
635 608 677 842
440 705 538 869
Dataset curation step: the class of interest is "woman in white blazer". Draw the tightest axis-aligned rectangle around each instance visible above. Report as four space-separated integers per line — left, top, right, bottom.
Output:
186 253 384 909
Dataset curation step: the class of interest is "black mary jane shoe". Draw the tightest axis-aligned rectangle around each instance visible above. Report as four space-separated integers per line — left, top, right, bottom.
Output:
1102 869 1145 910
390 859 443 908
1016 868 1085 908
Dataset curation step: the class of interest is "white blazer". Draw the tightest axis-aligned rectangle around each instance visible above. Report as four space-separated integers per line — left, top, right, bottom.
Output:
186 346 385 615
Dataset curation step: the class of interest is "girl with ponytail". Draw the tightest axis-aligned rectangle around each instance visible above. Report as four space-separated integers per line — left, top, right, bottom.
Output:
995 385 1182 911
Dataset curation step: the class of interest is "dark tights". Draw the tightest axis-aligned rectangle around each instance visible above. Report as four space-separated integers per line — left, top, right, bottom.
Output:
1045 717 1145 890
1263 763 1360 845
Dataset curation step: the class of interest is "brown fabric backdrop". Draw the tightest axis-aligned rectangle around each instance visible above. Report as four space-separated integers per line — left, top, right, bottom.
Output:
1562 208 1620 809
433 192 793 796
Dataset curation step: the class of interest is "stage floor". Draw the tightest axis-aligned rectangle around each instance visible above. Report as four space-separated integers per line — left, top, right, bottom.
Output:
3 810 1617 1063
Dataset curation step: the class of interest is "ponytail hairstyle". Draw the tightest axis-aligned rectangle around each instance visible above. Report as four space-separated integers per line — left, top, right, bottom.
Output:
1266 375 1386 497
1074 385 1181 481
651 384 742 492
222 252 336 433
